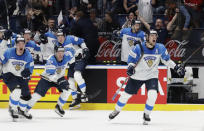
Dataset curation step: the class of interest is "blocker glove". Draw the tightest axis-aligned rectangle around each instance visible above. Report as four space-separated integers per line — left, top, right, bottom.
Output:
21 68 31 79
82 48 90 60
174 64 186 76
127 63 135 76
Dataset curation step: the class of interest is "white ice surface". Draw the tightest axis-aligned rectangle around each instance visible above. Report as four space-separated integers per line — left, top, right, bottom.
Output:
0 109 204 131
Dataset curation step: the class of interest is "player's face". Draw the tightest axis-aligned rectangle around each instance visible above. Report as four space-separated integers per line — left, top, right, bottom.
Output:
57 35 65 44
132 24 140 32
16 41 26 55
55 51 64 61
24 33 31 42
149 34 157 45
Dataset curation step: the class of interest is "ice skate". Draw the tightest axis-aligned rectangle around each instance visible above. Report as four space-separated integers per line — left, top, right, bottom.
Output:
143 113 151 125
18 107 32 119
69 99 81 110
55 104 65 117
109 110 120 120
8 106 19 122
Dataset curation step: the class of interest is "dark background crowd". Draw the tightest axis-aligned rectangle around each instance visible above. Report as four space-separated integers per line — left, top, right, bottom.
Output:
0 0 204 64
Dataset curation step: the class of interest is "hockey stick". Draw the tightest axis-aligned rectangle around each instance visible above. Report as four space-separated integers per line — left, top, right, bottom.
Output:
35 72 102 100
112 41 144 101
3 0 10 30
181 43 204 67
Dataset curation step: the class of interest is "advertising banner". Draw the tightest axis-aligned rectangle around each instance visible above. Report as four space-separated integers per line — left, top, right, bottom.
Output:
107 67 167 104
0 69 71 102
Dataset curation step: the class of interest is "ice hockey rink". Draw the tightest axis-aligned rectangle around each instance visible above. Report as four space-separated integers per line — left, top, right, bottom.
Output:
0 109 204 131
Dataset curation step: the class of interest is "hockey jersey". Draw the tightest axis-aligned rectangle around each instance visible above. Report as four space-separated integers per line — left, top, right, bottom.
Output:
0 48 34 77
120 28 145 62
0 39 15 57
56 35 87 61
41 53 73 82
128 42 172 80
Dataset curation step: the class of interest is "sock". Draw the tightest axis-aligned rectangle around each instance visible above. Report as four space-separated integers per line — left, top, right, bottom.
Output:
144 90 158 115
115 92 132 111
57 89 71 107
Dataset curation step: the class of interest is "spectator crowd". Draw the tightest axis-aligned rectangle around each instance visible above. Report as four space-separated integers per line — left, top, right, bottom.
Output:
0 0 204 65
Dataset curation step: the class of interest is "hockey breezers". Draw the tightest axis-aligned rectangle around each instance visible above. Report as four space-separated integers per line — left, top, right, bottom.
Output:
36 73 102 101
112 41 144 101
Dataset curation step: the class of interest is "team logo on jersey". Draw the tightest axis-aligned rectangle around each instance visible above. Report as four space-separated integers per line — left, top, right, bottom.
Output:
144 56 157 67
56 66 65 74
12 61 24 71
127 37 135 47
56 68 62 74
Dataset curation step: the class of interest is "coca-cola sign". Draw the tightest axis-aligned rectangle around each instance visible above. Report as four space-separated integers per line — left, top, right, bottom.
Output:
96 36 121 61
165 40 188 61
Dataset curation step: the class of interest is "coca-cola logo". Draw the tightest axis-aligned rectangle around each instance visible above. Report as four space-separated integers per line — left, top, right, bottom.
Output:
165 40 188 61
96 37 121 61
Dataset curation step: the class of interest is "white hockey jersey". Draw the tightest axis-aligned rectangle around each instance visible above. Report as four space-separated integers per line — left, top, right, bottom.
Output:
128 42 175 80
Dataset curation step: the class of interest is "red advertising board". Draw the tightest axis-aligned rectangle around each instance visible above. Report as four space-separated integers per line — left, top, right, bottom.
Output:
107 68 167 104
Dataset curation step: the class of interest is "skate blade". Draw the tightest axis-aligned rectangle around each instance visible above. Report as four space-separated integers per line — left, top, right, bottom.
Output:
69 105 81 110
143 121 149 125
12 118 18 122
54 109 64 117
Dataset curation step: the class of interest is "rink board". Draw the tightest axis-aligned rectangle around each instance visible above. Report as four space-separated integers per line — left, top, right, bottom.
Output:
0 65 203 110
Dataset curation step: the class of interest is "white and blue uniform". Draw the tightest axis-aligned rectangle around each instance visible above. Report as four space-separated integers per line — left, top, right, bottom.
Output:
25 40 42 61
114 42 176 120
27 53 73 110
120 28 145 62
0 47 34 111
0 39 15 57
128 42 174 80
56 35 88 102
40 32 57 62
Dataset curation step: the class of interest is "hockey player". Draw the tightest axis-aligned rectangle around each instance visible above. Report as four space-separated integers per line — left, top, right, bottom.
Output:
109 30 185 125
23 29 43 63
120 20 146 63
27 45 75 117
0 36 34 121
55 31 90 109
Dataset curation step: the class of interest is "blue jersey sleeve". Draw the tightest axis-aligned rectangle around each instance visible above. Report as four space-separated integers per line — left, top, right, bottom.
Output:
127 45 142 64
45 57 56 75
119 28 126 38
160 44 170 61
69 36 84 45
24 55 34 74
45 32 57 39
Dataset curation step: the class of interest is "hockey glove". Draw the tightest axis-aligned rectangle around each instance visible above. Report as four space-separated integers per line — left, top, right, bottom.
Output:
57 77 69 89
127 64 135 76
39 34 48 44
133 40 141 46
3 30 12 40
82 48 90 60
174 64 186 76
21 68 31 79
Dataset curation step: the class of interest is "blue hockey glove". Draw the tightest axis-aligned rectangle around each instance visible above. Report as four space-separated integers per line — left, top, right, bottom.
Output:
174 64 186 76
21 68 31 79
127 64 135 76
82 48 90 60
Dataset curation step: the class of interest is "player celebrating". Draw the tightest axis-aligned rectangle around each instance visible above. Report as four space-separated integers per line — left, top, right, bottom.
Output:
109 30 185 125
55 30 89 109
120 20 146 63
26 45 75 117
0 36 34 121
23 29 43 63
